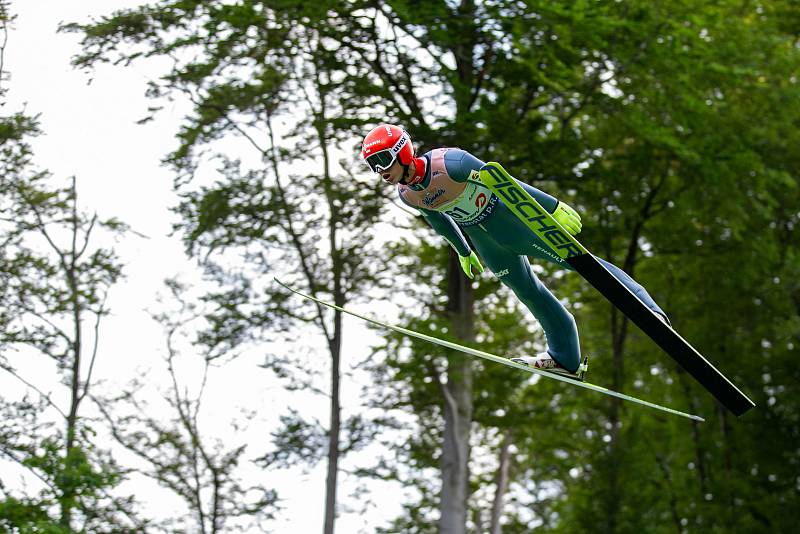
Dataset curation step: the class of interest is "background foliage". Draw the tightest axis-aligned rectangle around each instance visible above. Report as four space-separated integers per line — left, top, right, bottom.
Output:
1 1 798 532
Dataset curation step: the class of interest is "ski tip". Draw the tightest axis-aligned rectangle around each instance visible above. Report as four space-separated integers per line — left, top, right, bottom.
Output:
274 277 289 290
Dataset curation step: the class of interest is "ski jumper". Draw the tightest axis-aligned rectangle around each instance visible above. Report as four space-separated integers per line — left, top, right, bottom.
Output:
398 148 666 373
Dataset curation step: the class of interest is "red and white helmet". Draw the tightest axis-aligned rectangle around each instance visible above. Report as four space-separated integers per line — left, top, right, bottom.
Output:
361 124 414 173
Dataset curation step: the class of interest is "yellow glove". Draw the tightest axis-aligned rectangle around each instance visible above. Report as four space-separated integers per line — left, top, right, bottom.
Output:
553 201 582 236
458 251 484 279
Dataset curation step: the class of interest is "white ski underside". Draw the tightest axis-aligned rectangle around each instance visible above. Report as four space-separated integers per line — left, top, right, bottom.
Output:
275 278 704 422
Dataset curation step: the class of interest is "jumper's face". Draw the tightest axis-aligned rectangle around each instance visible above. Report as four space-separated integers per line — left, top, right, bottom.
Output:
378 159 404 185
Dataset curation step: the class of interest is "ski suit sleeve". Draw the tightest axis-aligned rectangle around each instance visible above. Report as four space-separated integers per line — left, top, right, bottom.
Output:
417 208 472 257
517 179 558 213
444 148 560 213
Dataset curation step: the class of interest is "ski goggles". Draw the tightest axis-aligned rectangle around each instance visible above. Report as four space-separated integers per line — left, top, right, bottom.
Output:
363 131 410 173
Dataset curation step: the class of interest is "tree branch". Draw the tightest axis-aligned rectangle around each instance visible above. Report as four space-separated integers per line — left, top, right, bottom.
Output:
79 291 107 405
0 361 67 418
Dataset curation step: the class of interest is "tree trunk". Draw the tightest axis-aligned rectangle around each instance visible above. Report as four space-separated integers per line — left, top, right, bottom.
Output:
678 369 709 496
324 334 341 534
439 355 473 534
439 250 475 534
439 357 473 534
323 281 343 534
605 268 631 533
61 187 82 530
654 453 683 534
604 225 645 533
489 430 513 534
323 152 343 534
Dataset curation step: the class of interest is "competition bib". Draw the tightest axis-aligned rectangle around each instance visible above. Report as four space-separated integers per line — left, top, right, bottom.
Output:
438 176 498 226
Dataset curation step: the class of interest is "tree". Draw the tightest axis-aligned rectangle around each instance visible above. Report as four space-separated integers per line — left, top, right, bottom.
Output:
65 3 389 532
498 1 800 532
0 117 140 531
92 278 279 533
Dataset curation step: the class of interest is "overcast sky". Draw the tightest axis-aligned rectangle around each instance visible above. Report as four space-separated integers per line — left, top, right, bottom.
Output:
3 2 403 531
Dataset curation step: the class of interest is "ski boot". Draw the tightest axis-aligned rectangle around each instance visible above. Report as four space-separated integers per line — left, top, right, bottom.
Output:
511 352 589 382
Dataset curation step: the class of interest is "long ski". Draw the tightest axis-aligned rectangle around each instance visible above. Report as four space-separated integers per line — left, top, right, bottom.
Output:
275 278 704 422
478 161 755 416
